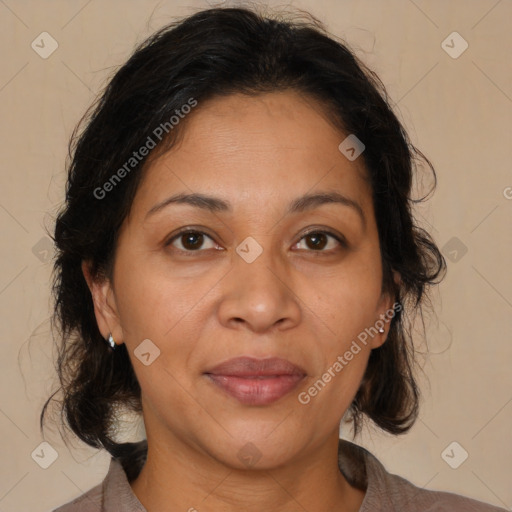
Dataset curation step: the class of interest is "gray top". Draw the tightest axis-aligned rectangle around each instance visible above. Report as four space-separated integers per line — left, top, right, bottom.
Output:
54 439 507 511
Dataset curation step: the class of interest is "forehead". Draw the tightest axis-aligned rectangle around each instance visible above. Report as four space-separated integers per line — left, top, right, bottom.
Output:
133 91 373 217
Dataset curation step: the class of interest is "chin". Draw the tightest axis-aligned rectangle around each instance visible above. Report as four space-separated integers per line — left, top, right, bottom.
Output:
200 427 308 471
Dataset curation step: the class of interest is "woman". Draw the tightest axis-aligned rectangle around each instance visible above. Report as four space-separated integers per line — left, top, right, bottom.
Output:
43 6 506 512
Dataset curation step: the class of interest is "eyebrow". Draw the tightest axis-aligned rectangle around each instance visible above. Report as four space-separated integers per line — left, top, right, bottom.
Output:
145 190 366 228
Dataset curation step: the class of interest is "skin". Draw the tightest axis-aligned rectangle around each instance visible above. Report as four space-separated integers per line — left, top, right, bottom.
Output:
83 90 397 512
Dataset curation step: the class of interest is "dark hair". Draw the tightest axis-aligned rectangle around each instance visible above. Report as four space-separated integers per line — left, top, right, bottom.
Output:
41 5 446 480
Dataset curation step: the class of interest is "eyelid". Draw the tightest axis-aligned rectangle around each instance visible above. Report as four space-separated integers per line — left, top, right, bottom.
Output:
165 228 219 251
295 227 347 250
165 226 347 253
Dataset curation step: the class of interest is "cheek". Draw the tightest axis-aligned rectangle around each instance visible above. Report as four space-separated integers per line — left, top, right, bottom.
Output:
300 258 382 392
307 260 383 340
113 248 217 343
112 250 221 395
300 314 373 419
293 270 381 410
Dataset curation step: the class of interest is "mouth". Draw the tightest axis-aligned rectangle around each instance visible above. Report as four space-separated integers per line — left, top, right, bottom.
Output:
204 356 306 406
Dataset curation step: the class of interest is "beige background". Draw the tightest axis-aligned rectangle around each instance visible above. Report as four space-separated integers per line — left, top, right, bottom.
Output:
0 0 511 510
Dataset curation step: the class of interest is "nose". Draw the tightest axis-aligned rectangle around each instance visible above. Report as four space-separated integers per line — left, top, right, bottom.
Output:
217 245 301 334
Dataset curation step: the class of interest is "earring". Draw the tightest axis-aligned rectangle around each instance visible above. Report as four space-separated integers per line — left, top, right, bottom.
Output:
106 333 116 350
378 327 385 334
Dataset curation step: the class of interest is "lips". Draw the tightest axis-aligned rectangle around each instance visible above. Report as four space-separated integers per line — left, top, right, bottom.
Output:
204 356 306 405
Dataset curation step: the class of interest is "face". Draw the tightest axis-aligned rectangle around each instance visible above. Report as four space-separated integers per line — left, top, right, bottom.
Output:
86 90 395 470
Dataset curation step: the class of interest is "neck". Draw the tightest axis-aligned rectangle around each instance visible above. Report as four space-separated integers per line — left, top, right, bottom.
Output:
130 431 365 512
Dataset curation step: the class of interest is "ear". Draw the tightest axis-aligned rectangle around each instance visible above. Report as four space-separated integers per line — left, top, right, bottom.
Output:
81 260 124 347
370 270 401 349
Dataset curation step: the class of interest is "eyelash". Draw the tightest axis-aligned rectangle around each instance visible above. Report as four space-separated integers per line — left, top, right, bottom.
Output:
165 228 347 255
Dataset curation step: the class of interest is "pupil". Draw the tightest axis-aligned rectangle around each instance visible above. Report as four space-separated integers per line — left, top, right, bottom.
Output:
307 233 326 250
183 233 203 250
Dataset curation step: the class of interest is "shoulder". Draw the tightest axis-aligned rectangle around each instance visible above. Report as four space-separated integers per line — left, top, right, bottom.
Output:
52 457 114 512
52 481 103 512
53 457 145 512
354 442 507 511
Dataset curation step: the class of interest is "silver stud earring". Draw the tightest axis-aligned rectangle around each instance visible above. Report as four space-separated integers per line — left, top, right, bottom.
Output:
106 333 116 350
378 327 385 334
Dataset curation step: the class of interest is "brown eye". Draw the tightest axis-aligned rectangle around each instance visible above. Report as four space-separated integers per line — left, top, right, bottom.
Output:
181 232 204 250
304 232 328 250
294 230 345 252
168 230 217 252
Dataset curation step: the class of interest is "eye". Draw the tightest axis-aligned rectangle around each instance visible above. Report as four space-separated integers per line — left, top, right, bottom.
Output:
166 228 346 254
167 230 218 252
293 230 345 252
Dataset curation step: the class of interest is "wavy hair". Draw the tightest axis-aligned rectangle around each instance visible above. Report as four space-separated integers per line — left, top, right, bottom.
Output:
41 5 446 481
